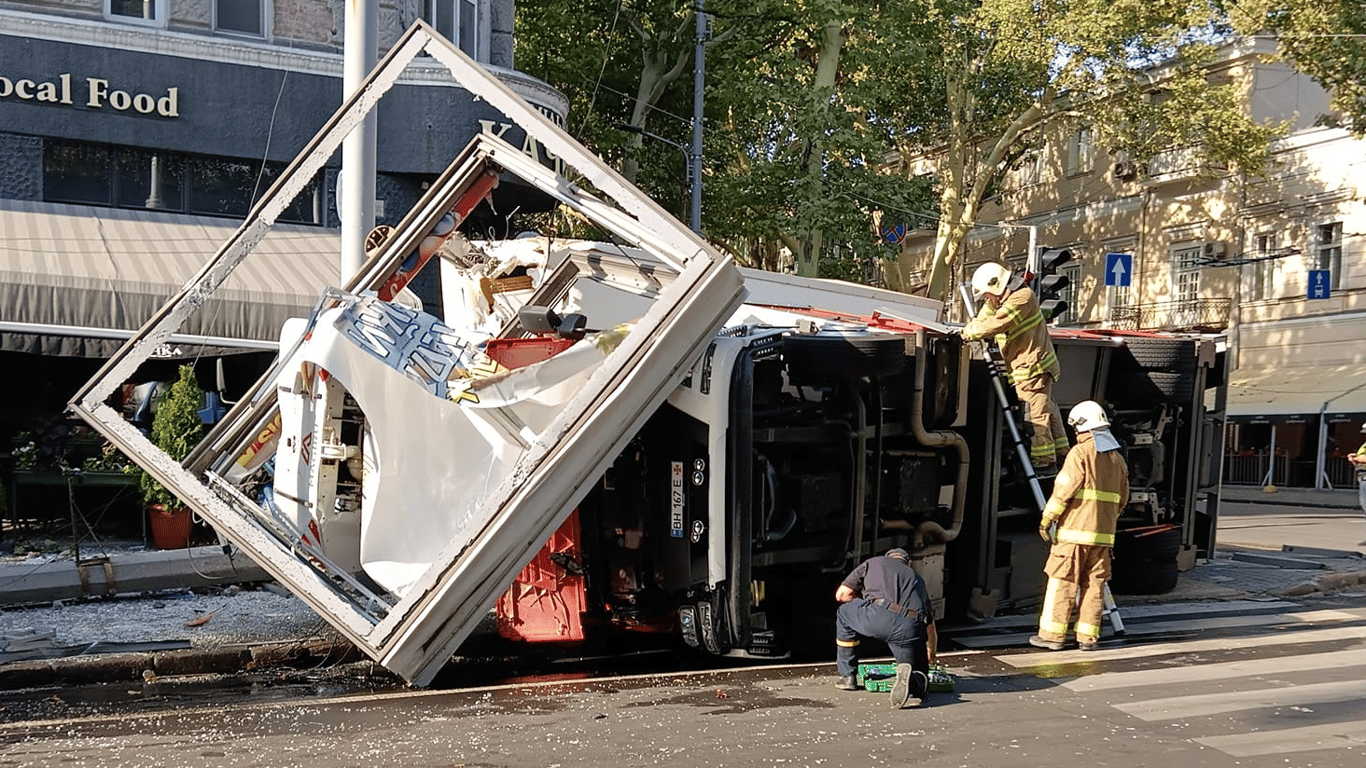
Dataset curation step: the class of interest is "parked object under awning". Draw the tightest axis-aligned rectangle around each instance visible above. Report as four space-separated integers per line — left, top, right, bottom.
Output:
0 199 339 357
1226 363 1366 420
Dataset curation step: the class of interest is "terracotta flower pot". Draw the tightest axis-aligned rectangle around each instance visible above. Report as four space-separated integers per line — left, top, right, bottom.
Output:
147 503 192 550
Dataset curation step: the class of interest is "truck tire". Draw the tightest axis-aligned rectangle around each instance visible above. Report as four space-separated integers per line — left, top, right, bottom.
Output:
1109 370 1194 405
1110 558 1179 595
1114 524 1181 562
1121 338 1196 372
783 334 906 378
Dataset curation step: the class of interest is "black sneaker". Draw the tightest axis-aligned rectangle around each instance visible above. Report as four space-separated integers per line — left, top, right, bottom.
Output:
1077 639 1099 651
835 674 859 691
1028 634 1065 651
890 663 913 708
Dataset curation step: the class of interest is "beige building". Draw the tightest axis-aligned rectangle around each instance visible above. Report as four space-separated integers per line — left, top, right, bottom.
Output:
891 38 1366 490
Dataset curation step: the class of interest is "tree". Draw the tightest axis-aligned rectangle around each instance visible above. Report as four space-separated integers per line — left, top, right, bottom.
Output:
516 2 1293 296
516 1 935 279
515 0 707 218
868 1 1287 301
702 1 936 277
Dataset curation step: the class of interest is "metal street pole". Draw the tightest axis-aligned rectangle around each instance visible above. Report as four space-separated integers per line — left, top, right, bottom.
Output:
690 0 705 235
615 124 694 230
340 0 378 281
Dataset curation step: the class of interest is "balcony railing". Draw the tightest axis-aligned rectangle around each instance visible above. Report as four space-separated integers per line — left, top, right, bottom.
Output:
1142 146 1228 187
1108 298 1232 333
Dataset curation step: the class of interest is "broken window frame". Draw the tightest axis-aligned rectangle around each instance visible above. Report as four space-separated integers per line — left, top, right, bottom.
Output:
67 21 745 686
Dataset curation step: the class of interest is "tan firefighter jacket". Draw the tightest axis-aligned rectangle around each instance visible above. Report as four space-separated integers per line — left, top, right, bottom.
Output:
962 285 1061 387
1042 431 1129 546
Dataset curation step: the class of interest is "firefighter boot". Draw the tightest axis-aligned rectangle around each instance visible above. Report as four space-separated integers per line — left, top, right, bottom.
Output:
836 675 859 691
891 664 927 709
1028 634 1065 651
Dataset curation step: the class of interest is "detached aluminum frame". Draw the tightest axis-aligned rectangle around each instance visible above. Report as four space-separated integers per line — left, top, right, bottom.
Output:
69 22 745 687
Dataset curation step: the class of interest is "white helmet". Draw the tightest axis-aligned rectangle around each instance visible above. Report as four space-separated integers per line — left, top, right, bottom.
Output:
971 262 1012 298
1068 400 1110 433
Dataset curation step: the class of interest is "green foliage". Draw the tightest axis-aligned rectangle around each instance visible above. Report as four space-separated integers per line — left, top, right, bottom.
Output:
1232 1 1366 134
83 442 133 473
516 0 1335 295
138 365 205 510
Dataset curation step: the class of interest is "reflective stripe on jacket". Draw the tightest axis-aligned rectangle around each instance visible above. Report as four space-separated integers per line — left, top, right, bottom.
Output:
1042 431 1129 546
966 286 1061 385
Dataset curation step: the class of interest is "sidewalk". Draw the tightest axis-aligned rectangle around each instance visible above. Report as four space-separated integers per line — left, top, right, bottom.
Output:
2 484 1365 690
1219 484 1361 509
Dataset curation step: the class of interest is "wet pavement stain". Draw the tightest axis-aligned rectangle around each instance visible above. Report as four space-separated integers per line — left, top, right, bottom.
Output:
624 682 836 715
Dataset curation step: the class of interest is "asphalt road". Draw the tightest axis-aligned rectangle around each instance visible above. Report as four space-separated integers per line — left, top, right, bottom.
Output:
1 590 1364 768
2 487 1364 767
1217 498 1366 552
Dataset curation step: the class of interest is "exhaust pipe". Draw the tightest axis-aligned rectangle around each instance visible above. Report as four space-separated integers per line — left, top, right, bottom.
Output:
905 329 969 545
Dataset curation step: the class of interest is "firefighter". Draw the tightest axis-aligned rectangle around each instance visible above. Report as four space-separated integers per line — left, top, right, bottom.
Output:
834 548 939 709
1347 421 1366 543
960 261 1069 477
1029 400 1129 651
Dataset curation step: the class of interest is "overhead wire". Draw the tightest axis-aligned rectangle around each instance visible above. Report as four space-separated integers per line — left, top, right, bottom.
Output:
575 0 627 136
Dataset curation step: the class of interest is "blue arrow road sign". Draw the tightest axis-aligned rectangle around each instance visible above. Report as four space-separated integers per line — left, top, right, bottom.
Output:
1308 270 1331 299
1105 252 1132 287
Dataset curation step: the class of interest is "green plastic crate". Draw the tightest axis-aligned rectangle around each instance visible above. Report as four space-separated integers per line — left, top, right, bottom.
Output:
856 663 898 692
856 663 955 693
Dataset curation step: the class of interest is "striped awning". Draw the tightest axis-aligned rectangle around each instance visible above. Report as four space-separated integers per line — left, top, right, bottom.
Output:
0 199 340 357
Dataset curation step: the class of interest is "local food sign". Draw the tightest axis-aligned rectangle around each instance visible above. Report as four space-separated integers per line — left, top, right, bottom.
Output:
0 71 179 117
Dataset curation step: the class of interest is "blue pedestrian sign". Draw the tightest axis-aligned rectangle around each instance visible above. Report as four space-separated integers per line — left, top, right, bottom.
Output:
1308 270 1331 299
1104 252 1132 287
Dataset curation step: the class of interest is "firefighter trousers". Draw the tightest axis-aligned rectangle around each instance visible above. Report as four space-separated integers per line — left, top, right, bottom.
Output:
835 598 929 677
1037 543 1112 643
1017 374 1067 468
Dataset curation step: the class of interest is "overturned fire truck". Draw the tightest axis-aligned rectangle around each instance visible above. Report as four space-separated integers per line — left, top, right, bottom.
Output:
70 23 1227 686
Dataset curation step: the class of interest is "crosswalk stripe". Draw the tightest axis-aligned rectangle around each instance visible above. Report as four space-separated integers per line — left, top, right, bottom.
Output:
997 612 1364 664
951 599 1301 632
1059 646 1366 691
1112 678 1366 719
990 600 1366 760
1194 722 1366 757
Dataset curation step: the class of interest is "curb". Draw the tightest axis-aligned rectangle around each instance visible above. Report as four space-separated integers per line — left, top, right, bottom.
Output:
1221 497 1360 511
0 639 365 689
1270 568 1366 598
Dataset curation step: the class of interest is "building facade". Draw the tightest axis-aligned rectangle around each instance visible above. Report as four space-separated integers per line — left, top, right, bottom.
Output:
891 38 1366 489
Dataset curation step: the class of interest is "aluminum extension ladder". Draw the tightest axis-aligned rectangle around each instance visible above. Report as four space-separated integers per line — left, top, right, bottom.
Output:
957 283 1125 637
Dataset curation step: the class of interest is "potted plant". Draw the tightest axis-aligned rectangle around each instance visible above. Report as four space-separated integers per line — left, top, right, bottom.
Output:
139 364 205 549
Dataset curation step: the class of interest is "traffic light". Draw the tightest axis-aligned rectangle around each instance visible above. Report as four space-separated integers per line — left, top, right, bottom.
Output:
1033 247 1072 322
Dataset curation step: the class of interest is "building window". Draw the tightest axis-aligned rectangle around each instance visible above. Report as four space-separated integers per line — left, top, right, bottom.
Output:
43 140 321 225
107 0 164 25
425 0 481 58
1249 232 1277 300
1065 127 1094 177
1314 222 1343 289
1172 242 1203 326
1014 150 1042 187
216 0 265 38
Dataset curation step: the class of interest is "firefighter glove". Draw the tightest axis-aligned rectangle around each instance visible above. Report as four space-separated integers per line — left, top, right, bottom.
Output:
1038 521 1056 544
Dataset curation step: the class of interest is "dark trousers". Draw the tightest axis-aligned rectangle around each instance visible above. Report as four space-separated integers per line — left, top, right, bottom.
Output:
835 598 928 677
